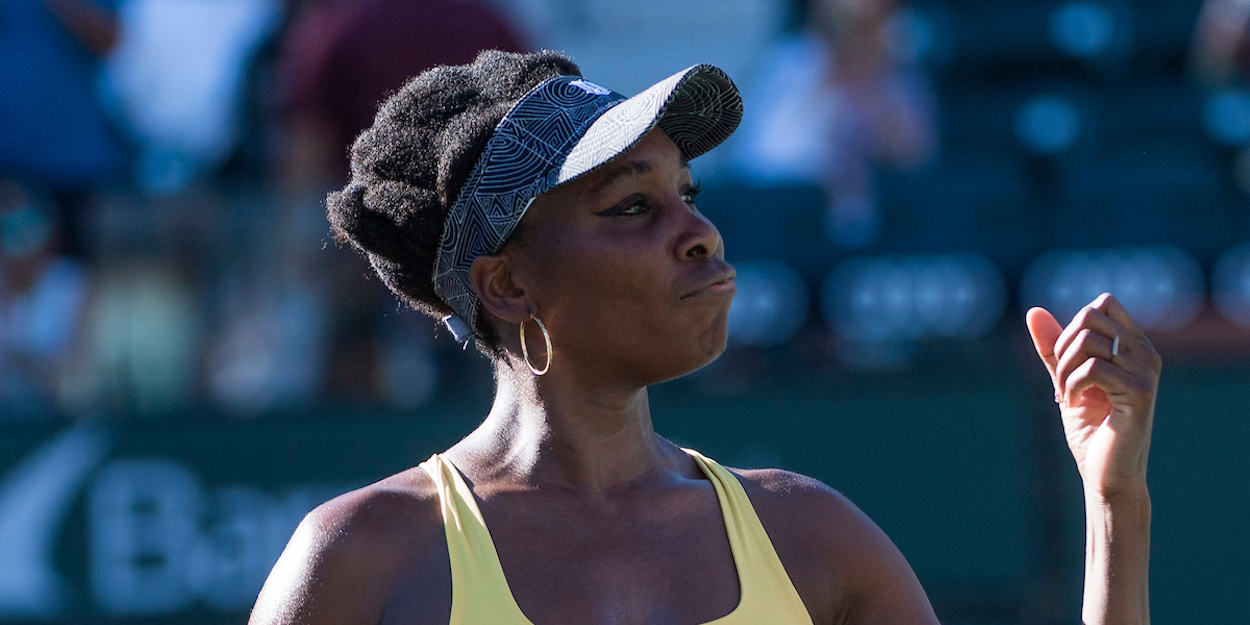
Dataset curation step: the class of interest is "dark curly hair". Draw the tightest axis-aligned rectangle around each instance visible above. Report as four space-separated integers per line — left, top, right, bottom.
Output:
326 50 581 357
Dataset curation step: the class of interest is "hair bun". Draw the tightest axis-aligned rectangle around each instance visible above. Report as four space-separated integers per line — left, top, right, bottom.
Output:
325 50 580 352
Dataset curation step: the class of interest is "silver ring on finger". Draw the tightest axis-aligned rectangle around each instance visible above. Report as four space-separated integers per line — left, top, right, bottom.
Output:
1111 335 1120 358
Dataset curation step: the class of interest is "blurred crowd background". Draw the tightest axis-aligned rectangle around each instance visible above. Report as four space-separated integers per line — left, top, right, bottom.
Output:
1 0 1249 623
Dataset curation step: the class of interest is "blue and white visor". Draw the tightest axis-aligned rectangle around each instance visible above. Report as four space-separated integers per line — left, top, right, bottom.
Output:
433 64 743 344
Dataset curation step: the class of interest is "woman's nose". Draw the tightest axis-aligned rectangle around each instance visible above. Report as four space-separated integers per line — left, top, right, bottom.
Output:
674 202 723 260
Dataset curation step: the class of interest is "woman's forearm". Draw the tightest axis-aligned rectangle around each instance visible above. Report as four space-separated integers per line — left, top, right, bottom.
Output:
1082 483 1151 625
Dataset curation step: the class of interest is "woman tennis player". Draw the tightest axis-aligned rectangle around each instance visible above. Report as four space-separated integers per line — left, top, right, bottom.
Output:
250 50 1158 625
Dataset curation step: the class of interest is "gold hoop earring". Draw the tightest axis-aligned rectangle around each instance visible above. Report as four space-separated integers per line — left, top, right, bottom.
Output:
520 314 552 376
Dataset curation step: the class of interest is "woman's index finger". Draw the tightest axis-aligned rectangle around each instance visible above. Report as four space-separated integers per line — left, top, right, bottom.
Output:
1091 292 1144 338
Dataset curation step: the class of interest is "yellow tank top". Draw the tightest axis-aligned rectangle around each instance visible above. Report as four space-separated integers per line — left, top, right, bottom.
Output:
419 449 814 625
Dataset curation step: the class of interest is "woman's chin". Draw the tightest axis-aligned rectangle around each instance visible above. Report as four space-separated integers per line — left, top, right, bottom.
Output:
652 314 731 383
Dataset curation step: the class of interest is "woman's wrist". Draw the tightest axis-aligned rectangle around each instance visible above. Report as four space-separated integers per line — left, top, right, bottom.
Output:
1084 477 1151 516
1081 480 1151 625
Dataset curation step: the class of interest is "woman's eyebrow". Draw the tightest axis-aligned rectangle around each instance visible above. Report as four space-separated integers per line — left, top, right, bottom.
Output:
593 161 652 195
592 158 691 197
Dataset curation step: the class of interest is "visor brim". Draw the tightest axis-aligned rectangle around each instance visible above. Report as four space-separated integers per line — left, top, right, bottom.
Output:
556 64 743 185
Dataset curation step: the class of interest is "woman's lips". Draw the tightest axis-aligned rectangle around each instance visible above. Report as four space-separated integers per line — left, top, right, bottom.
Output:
699 277 736 296
683 274 737 298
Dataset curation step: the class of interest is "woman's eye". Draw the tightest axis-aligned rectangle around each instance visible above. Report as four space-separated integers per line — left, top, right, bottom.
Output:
681 182 703 205
619 200 649 215
595 196 649 217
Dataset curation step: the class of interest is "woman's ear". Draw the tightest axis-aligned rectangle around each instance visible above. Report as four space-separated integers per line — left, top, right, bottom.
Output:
469 253 531 325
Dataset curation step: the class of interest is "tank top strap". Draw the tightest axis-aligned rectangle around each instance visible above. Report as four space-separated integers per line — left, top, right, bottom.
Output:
683 449 814 624
419 454 534 624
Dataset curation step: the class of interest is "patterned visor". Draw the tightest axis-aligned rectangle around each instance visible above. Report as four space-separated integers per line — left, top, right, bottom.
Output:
433 64 743 344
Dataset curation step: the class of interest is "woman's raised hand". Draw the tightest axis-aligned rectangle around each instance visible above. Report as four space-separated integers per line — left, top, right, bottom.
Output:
1026 293 1162 497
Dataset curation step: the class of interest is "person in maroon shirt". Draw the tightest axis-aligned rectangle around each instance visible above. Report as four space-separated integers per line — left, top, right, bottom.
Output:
277 0 527 188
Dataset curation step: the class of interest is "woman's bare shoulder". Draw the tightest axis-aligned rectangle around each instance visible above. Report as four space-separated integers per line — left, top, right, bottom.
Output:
307 466 447 557
313 465 445 540
728 467 939 624
729 467 880 557
249 465 450 625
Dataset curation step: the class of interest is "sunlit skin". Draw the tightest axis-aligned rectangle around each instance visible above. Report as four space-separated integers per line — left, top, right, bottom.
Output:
250 129 1158 625
1027 295 1157 625
471 129 737 393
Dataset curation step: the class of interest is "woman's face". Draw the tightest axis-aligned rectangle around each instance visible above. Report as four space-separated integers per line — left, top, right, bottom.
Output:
501 128 736 386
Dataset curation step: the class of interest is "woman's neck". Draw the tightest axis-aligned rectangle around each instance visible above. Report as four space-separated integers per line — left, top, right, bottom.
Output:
449 359 685 497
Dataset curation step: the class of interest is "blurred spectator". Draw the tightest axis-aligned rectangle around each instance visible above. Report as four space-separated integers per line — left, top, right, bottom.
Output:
67 261 200 414
0 180 90 420
271 0 524 402
100 0 281 196
732 0 937 249
1191 0 1250 87
0 0 129 257
276 0 527 188
204 199 330 413
1191 0 1250 197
